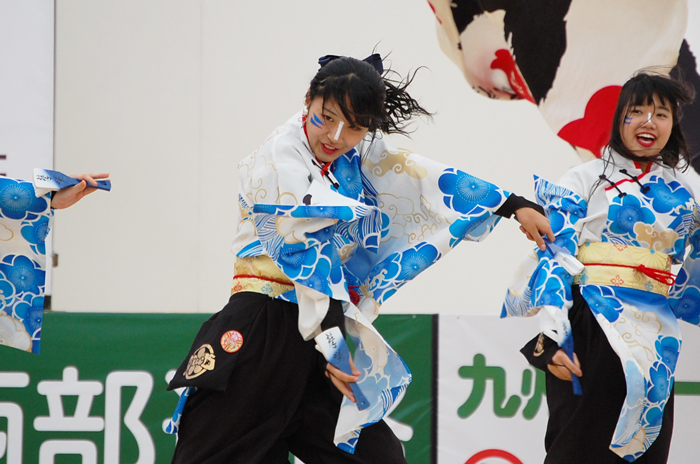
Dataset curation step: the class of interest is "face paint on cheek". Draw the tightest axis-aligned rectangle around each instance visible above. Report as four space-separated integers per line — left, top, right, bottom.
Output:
310 113 324 129
333 121 344 141
624 116 632 125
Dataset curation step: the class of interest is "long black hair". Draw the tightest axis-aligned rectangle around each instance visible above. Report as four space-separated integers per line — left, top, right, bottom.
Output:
307 55 432 136
608 70 695 169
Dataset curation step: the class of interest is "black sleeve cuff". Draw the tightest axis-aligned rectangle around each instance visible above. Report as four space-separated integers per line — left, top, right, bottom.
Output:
494 194 545 219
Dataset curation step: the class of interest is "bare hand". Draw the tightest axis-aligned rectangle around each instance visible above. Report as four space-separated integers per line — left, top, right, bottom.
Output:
325 356 360 402
547 349 583 381
51 172 110 209
514 207 555 251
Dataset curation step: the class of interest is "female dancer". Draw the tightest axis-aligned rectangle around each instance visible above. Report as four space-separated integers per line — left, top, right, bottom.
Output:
504 71 698 463
168 54 552 464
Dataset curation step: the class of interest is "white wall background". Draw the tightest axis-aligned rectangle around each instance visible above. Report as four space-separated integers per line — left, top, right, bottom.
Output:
0 0 54 179
51 0 582 314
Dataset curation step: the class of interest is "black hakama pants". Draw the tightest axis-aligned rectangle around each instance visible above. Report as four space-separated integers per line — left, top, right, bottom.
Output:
542 287 674 464
169 292 406 464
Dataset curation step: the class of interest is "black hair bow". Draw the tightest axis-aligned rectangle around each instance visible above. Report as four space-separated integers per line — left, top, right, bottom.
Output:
318 53 384 74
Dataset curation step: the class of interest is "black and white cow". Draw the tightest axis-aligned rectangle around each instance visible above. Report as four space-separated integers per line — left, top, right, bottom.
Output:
428 0 700 172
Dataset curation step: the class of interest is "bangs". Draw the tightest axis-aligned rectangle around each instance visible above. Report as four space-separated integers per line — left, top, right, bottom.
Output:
624 75 685 111
628 81 660 108
319 80 384 130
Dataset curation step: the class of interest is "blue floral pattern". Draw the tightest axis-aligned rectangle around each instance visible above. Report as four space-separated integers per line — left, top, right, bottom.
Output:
228 114 510 452
0 178 50 220
607 194 656 237
0 255 46 296
503 155 700 461
0 178 52 354
580 285 624 323
645 177 692 214
439 168 503 214
333 149 364 199
21 216 50 255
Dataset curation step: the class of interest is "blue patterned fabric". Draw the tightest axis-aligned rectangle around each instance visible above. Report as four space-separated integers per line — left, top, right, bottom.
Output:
229 112 511 451
503 152 700 461
0 177 53 354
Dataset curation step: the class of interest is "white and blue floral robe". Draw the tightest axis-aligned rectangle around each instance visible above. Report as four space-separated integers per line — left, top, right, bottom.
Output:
232 111 512 452
503 151 700 461
0 177 53 354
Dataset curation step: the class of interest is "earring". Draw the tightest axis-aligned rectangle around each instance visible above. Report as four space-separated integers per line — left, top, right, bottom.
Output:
302 106 309 116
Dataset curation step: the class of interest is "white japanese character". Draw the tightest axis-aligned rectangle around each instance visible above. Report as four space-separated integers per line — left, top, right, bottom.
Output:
104 370 155 464
0 372 30 464
39 439 97 464
34 366 104 431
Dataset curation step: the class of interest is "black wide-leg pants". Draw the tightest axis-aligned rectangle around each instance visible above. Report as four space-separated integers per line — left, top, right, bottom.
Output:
543 287 674 464
169 292 406 464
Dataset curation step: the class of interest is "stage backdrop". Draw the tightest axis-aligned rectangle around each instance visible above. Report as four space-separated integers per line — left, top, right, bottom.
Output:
0 0 54 179
0 313 698 464
0 0 56 297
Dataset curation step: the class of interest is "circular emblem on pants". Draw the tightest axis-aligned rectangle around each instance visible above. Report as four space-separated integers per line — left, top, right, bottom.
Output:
221 330 244 353
184 344 216 379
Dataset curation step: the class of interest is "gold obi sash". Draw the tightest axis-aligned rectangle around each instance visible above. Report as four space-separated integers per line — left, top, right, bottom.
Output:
573 242 675 296
231 256 294 298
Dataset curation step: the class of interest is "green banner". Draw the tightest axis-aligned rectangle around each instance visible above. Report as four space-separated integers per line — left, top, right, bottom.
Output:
374 314 434 464
0 312 433 464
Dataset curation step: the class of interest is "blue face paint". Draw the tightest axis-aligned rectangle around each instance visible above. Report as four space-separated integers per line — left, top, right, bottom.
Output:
624 116 633 125
310 113 324 129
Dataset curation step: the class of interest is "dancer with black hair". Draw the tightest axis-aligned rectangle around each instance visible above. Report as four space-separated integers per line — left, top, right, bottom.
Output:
504 71 699 463
168 53 552 464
